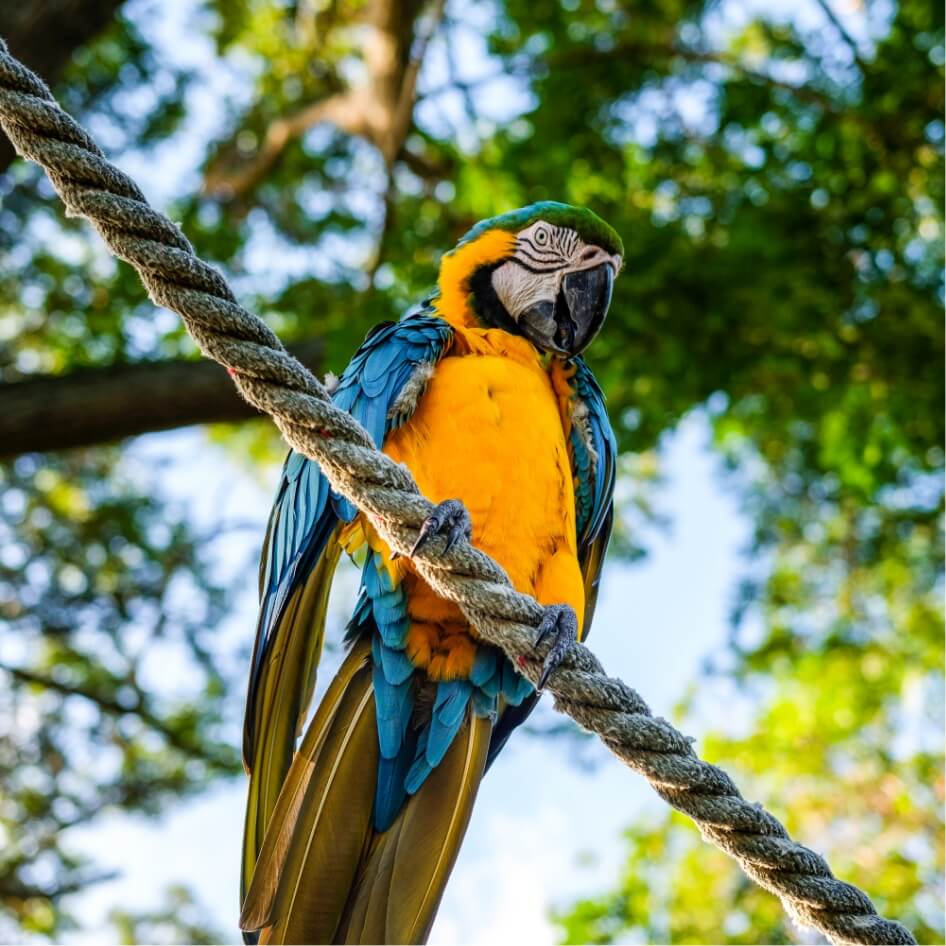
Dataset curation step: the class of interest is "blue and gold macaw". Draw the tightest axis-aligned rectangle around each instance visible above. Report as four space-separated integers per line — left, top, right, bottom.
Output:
239 202 621 945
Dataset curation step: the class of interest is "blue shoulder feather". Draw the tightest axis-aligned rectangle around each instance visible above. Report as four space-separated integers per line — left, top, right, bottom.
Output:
331 308 453 521
570 357 618 555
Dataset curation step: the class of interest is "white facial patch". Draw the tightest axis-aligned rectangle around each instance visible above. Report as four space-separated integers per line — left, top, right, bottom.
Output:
490 220 621 321
514 220 581 272
491 260 561 323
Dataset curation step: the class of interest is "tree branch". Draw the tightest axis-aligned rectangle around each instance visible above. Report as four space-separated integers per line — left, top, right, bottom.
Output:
203 91 365 200
384 0 446 164
364 0 446 282
811 0 869 74
0 338 322 457
0 0 128 173
419 42 840 114
0 663 236 769
203 0 442 201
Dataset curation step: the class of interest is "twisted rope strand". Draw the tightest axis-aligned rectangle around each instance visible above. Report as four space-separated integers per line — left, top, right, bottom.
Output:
0 38 915 945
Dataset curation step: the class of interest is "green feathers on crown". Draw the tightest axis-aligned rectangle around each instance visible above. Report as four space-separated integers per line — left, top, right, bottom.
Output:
456 201 624 258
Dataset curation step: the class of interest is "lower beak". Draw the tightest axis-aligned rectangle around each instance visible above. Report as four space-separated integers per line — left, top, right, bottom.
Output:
516 261 615 357
558 262 614 355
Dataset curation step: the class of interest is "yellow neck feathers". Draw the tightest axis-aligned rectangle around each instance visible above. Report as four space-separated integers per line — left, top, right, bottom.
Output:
433 229 516 329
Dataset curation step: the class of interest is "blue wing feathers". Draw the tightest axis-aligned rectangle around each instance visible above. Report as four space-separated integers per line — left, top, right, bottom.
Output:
371 640 413 757
309 312 453 830
364 557 400 601
426 681 473 768
258 311 451 638
571 358 617 552
404 730 431 795
377 641 414 685
372 590 407 629
500 659 533 706
472 690 497 718
246 312 452 772
375 753 413 832
469 649 497 687
436 681 474 729
331 315 452 521
376 617 408 650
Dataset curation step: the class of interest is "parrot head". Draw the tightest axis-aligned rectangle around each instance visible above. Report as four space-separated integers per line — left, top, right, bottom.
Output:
437 201 623 357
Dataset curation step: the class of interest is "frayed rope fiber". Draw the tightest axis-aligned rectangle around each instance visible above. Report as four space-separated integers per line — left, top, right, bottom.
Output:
0 37 915 945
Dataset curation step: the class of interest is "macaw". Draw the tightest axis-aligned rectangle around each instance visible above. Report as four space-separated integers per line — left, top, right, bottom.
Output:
239 201 621 945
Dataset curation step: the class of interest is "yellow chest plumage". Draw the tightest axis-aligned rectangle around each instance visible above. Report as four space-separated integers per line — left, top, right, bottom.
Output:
377 325 585 679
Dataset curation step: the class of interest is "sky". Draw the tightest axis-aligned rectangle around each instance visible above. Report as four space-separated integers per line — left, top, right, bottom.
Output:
37 0 881 941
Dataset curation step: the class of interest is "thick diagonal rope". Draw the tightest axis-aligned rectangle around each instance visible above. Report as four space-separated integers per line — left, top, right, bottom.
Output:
0 38 915 945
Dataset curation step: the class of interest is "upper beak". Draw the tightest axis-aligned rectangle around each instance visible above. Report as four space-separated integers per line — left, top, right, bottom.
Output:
511 248 620 356
557 261 615 354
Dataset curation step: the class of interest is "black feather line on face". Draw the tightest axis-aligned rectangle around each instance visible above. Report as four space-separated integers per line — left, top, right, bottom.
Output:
507 257 561 275
519 235 558 254
518 237 566 264
518 249 565 269
469 262 522 332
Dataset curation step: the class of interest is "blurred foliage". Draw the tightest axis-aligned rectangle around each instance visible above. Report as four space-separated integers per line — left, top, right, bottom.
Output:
0 452 241 940
1 7 242 940
0 0 941 941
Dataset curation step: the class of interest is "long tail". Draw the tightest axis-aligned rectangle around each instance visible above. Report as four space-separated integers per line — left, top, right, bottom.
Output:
241 529 342 915
337 711 491 944
241 646 491 945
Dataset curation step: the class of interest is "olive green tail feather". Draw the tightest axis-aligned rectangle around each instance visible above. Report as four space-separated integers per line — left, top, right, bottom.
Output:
242 639 377 944
243 673 490 946
241 528 343 908
337 712 492 945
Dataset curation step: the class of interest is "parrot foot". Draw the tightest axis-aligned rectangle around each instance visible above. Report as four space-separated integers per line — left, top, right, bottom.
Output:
534 604 578 691
409 499 472 558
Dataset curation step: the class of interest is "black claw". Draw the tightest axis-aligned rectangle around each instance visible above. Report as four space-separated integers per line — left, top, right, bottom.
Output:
410 499 472 558
535 618 556 648
409 524 434 557
534 604 578 691
442 522 466 555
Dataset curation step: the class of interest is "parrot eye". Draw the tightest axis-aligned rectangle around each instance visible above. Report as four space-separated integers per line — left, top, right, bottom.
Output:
534 226 550 246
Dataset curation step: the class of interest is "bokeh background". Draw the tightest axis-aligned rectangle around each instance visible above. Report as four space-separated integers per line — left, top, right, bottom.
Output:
0 0 942 943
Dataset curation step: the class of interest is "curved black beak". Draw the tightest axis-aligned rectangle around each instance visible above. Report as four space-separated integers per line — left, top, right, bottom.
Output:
557 262 614 355
516 260 615 357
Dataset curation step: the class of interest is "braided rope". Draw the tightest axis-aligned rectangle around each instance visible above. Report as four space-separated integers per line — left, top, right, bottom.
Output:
0 38 916 945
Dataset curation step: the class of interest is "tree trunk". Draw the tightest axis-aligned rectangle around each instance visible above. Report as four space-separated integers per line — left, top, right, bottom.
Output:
0 339 322 456
0 0 128 173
